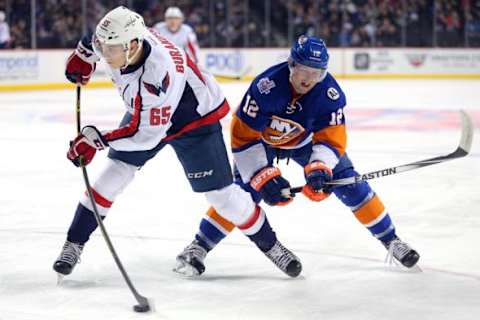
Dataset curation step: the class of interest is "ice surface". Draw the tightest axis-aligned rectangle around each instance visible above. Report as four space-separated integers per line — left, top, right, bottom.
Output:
0 79 479 320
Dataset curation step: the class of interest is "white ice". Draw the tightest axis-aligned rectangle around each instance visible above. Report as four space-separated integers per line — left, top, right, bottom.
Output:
0 80 479 320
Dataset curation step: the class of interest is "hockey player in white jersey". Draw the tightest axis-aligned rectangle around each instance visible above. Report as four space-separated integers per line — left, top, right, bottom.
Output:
53 6 301 278
153 6 199 62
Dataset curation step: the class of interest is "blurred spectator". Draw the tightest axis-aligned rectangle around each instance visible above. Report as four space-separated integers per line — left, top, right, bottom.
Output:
2 0 477 49
153 6 200 62
0 10 10 49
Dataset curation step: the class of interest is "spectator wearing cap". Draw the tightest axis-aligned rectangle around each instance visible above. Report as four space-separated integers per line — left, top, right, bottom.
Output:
0 10 11 49
153 6 200 62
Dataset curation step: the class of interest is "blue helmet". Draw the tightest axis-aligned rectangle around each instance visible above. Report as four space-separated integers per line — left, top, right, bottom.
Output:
290 35 329 70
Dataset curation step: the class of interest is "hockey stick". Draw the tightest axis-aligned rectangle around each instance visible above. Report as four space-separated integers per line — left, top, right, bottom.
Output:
75 84 151 313
290 110 474 194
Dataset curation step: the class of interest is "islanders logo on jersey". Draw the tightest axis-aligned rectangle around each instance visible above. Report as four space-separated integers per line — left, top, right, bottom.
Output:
261 116 306 148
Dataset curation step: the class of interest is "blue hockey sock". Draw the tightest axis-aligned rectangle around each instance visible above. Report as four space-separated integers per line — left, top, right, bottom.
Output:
67 203 104 244
246 217 277 252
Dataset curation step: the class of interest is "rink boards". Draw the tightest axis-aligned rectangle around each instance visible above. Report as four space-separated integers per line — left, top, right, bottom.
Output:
1 48 480 91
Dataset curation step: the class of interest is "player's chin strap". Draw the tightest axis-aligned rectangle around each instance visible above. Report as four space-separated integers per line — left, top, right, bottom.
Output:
74 84 151 313
290 110 474 194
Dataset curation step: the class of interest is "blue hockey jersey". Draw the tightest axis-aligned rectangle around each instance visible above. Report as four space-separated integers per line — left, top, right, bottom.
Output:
231 62 348 182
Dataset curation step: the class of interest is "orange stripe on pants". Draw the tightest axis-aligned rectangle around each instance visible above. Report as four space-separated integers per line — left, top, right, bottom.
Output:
353 195 385 225
206 207 235 232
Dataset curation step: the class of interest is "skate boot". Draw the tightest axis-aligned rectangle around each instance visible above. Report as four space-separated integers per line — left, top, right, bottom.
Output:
384 236 420 268
173 240 207 277
53 240 84 275
264 240 302 277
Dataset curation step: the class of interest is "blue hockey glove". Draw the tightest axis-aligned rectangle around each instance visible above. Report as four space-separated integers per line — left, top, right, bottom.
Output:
250 167 294 206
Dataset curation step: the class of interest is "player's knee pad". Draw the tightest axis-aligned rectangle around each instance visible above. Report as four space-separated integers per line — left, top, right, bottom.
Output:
80 159 137 215
332 168 374 209
205 183 256 226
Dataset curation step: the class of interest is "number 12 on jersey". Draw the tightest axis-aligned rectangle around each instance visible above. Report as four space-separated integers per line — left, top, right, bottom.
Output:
329 108 344 126
150 106 171 126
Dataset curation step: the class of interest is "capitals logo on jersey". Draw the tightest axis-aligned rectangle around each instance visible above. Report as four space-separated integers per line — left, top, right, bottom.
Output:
143 72 170 96
261 116 306 148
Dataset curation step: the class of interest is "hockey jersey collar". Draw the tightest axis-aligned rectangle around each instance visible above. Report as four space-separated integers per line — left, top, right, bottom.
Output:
120 39 152 75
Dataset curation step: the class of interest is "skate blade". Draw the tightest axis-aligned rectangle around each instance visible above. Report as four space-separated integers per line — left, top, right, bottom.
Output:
410 264 423 273
56 273 65 285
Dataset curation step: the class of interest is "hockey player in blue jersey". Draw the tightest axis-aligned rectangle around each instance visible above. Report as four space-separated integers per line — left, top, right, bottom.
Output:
175 35 420 276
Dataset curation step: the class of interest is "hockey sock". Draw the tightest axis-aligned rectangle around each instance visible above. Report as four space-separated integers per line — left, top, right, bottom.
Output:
195 207 235 252
238 206 277 252
67 203 104 244
353 194 396 243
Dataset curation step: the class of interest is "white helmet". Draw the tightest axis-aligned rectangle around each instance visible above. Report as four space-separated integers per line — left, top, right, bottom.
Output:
93 6 146 68
165 7 184 19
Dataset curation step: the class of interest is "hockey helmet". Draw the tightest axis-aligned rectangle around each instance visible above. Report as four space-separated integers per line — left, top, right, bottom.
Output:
165 7 184 19
290 35 329 70
93 6 146 67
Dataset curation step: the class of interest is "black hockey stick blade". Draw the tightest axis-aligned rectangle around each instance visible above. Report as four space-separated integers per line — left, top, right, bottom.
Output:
291 110 473 193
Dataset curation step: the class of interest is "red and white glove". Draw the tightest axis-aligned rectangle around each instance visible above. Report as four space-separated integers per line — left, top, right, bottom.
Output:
302 161 333 202
67 126 108 167
65 38 99 85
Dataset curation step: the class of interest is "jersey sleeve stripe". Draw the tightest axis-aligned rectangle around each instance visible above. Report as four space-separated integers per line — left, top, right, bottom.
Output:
312 124 347 156
103 93 142 142
232 139 263 153
186 40 197 62
162 99 230 142
186 54 205 83
313 141 340 158
231 115 263 149
104 67 145 142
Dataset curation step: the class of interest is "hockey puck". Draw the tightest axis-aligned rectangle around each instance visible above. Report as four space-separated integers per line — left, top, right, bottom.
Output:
133 304 150 313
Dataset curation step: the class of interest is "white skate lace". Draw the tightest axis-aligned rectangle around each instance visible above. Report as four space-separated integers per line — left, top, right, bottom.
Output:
58 241 83 266
385 239 411 265
265 241 296 272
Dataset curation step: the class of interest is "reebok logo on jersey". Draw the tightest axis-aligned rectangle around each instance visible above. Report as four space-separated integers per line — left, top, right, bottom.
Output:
327 87 340 100
257 77 275 94
143 73 170 96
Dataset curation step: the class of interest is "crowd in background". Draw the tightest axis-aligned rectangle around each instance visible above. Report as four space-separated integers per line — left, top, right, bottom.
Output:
0 0 479 49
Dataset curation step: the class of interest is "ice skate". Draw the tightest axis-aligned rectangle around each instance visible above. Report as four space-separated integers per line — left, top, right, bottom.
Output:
53 240 84 276
384 236 420 268
173 240 207 277
264 240 302 277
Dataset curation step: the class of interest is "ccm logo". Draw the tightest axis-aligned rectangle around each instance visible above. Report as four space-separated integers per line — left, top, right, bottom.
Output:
187 170 214 179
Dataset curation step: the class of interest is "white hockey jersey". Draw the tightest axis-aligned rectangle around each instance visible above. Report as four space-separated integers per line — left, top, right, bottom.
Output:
101 28 228 152
153 22 199 62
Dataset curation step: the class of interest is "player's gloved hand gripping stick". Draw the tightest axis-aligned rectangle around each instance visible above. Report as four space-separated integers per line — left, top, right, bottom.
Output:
72 85 151 313
291 110 474 195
